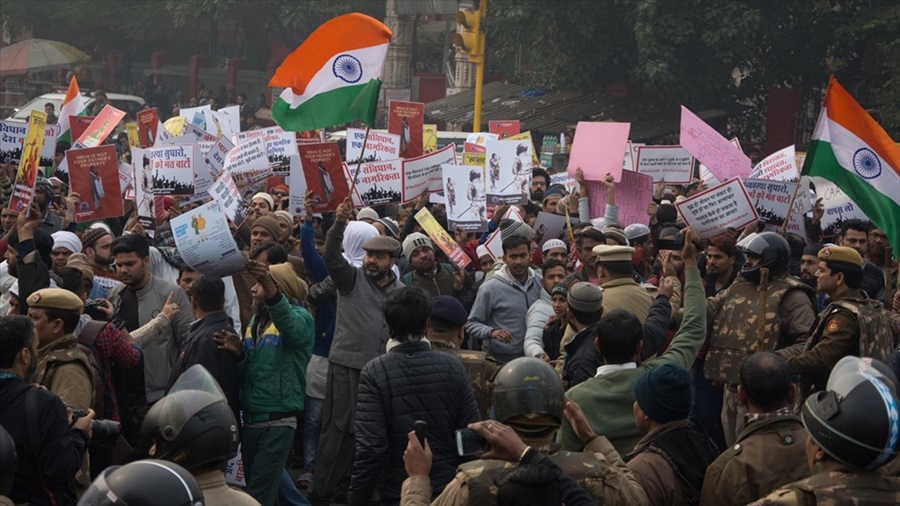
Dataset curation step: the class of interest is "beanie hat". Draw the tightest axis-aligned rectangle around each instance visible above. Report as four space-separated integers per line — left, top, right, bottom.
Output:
402 232 433 259
542 185 565 202
273 210 294 229
66 253 94 282
356 207 379 222
500 220 534 243
251 192 274 210
376 217 400 238
634 363 693 424
251 216 282 242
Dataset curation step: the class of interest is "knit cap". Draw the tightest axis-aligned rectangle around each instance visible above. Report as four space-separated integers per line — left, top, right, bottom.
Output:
634 363 693 424
402 232 433 259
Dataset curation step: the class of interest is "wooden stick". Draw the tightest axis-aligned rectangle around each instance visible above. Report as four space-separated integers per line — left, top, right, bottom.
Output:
346 126 371 204
754 267 770 352
779 180 803 236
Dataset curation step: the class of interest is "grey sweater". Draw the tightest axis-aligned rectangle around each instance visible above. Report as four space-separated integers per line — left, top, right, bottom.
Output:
324 220 404 370
465 264 542 364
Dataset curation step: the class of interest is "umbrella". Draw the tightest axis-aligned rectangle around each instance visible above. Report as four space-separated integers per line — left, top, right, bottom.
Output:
0 38 91 76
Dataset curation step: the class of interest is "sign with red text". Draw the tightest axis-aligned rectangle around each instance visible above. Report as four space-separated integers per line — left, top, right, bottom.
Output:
489 120 520 139
749 144 798 181
742 178 797 227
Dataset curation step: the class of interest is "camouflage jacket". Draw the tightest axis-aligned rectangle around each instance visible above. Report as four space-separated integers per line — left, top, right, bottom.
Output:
705 275 815 385
750 469 900 505
33 333 95 412
431 340 498 419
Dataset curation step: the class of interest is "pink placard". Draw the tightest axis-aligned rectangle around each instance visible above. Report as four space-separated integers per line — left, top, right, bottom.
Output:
567 121 631 182
586 169 653 226
679 106 750 183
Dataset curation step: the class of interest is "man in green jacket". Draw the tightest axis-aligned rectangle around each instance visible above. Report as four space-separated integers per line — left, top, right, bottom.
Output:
215 260 314 506
559 228 706 458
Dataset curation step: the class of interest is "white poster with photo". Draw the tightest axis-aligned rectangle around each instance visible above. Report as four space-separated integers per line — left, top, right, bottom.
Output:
810 176 869 239
742 178 797 227
402 144 457 202
118 161 133 196
532 211 568 248
179 105 212 130
171 200 247 277
345 128 401 165
343 159 403 206
441 163 488 233
485 139 532 206
204 136 235 177
676 178 759 239
287 155 309 215
132 147 155 234
750 145 797 181
208 106 240 137
225 137 269 188
635 145 694 184
148 145 195 196
208 171 248 227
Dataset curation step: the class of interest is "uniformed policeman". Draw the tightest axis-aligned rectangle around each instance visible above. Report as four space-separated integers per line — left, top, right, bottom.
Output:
592 245 654 323
400 358 648 506
426 295 498 419
777 246 894 395
750 356 900 505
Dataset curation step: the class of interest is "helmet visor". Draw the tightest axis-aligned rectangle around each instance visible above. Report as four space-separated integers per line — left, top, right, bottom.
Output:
828 356 898 398
78 467 124 505
736 233 766 256
143 365 227 439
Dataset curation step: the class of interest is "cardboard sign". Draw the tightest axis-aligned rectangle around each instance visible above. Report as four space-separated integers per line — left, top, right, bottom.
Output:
442 163 488 233
415 207 471 270
635 145 694 184
208 106 240 137
182 123 217 143
402 144 457 202
136 108 159 148
742 178 797 227
567 121 631 181
485 139 532 206
484 228 504 260
119 161 134 197
0 120 59 167
586 169 653 226
489 120 520 139
549 172 578 197
76 105 126 148
676 178 758 239
147 145 195 196
131 148 156 234
750 144 798 181
67 145 124 221
345 128 400 165
388 100 425 159
343 159 403 206
298 142 350 212
7 111 48 212
236 126 298 177
171 200 247 277
680 106 750 183
507 131 540 168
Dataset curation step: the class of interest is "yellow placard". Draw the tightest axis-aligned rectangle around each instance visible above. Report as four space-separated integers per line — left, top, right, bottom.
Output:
423 124 437 153
414 208 471 270
8 111 48 212
462 152 485 167
125 122 140 148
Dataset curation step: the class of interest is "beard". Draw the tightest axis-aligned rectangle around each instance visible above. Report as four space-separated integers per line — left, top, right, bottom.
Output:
8 260 17 278
364 263 389 280
94 253 114 266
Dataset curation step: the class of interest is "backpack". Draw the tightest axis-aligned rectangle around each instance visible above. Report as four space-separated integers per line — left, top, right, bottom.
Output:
73 319 108 418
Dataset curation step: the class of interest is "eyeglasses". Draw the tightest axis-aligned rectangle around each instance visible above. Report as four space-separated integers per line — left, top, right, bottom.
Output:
274 192 288 197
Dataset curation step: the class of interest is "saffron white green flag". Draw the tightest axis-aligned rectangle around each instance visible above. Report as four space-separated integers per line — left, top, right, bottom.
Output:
57 76 86 145
801 76 900 252
269 13 392 132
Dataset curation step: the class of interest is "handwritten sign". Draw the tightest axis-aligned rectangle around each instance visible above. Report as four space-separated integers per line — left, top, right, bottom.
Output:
586 169 653 226
750 145 797 181
680 106 750 183
635 145 694 183
676 178 758 239
567 121 631 181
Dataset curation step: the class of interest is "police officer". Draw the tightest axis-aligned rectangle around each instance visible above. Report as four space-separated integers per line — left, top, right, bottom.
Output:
142 365 259 506
705 232 816 446
777 246 893 395
750 356 900 505
400 357 648 505
425 295 497 419
79 459 205 506
592 245 653 324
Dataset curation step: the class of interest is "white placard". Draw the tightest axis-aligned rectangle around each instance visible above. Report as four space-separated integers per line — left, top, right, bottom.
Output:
676 178 759 239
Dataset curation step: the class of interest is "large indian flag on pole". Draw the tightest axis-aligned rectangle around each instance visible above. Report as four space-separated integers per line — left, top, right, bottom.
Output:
801 76 900 252
57 76 86 145
269 13 392 132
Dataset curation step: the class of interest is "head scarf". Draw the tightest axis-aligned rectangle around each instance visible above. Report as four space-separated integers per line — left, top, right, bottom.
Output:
342 221 379 267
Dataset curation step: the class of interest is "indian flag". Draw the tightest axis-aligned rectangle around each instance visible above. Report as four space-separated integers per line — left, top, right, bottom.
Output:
802 76 900 252
57 76 86 145
269 13 392 132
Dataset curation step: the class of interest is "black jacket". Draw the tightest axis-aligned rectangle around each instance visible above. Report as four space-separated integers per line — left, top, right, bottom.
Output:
641 294 673 361
563 324 601 389
349 340 481 505
0 375 89 506
167 311 240 425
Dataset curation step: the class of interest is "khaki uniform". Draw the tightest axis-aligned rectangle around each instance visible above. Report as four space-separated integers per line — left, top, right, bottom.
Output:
431 340 498 419
599 277 654 324
779 289 893 395
749 470 900 505
194 469 261 506
400 436 647 506
700 415 808 506
33 333 95 411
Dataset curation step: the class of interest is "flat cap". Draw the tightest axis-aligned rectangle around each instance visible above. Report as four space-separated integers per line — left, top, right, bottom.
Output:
592 244 635 263
567 282 602 313
28 288 84 313
430 295 468 327
818 246 863 269
362 235 401 257
356 207 379 223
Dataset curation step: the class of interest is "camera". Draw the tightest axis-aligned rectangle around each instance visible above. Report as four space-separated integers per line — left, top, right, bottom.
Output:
657 233 685 251
69 406 121 446
83 299 109 322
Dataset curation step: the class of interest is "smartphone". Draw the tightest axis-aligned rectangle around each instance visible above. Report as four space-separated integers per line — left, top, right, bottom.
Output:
455 428 488 456
414 420 427 447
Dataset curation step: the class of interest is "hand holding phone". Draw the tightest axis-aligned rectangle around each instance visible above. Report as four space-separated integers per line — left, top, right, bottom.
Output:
414 420 427 447
455 428 488 456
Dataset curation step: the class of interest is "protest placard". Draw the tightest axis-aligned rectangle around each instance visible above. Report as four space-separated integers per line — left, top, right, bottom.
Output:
77 105 126 148
402 144 457 202
485 139 532 206
507 131 540 168
0 120 58 167
680 106 750 182
208 106 240 137
204 136 235 177
69 116 94 143
464 132 498 154
125 122 140 148
785 213 807 238
484 228 503 260
567 121 631 181
208 171 248 226
147 145 195 196
489 120 520 139
179 105 211 131
750 145 797 181
236 126 298 176
549 172 578 197
131 148 155 234
586 169 653 226
7 112 47 212
298 142 349 212
635 145 694 183
742 178 797 227
423 125 437 153
137 108 159 148
415 207 471 270
181 122 217 143
810 176 870 239
791 177 814 214
442 163 488 233
66 145 123 222
225 137 269 188
119 161 134 197
286 155 309 216
345 128 400 165
172 200 247 277
676 178 758 239
388 100 424 159
533 212 569 248
462 152 485 167
344 159 402 206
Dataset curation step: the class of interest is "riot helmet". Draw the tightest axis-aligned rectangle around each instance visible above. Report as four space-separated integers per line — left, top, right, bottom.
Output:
142 365 238 470
738 232 790 282
801 356 900 470
78 460 203 506
493 357 564 426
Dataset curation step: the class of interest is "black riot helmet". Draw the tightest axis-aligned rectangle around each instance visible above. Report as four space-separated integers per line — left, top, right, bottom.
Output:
493 357 565 426
737 232 791 282
142 365 238 470
801 356 900 470
78 460 203 506
0 424 16 497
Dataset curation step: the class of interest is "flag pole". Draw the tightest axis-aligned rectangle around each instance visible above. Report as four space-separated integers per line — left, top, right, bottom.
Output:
347 126 371 203
779 178 804 236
